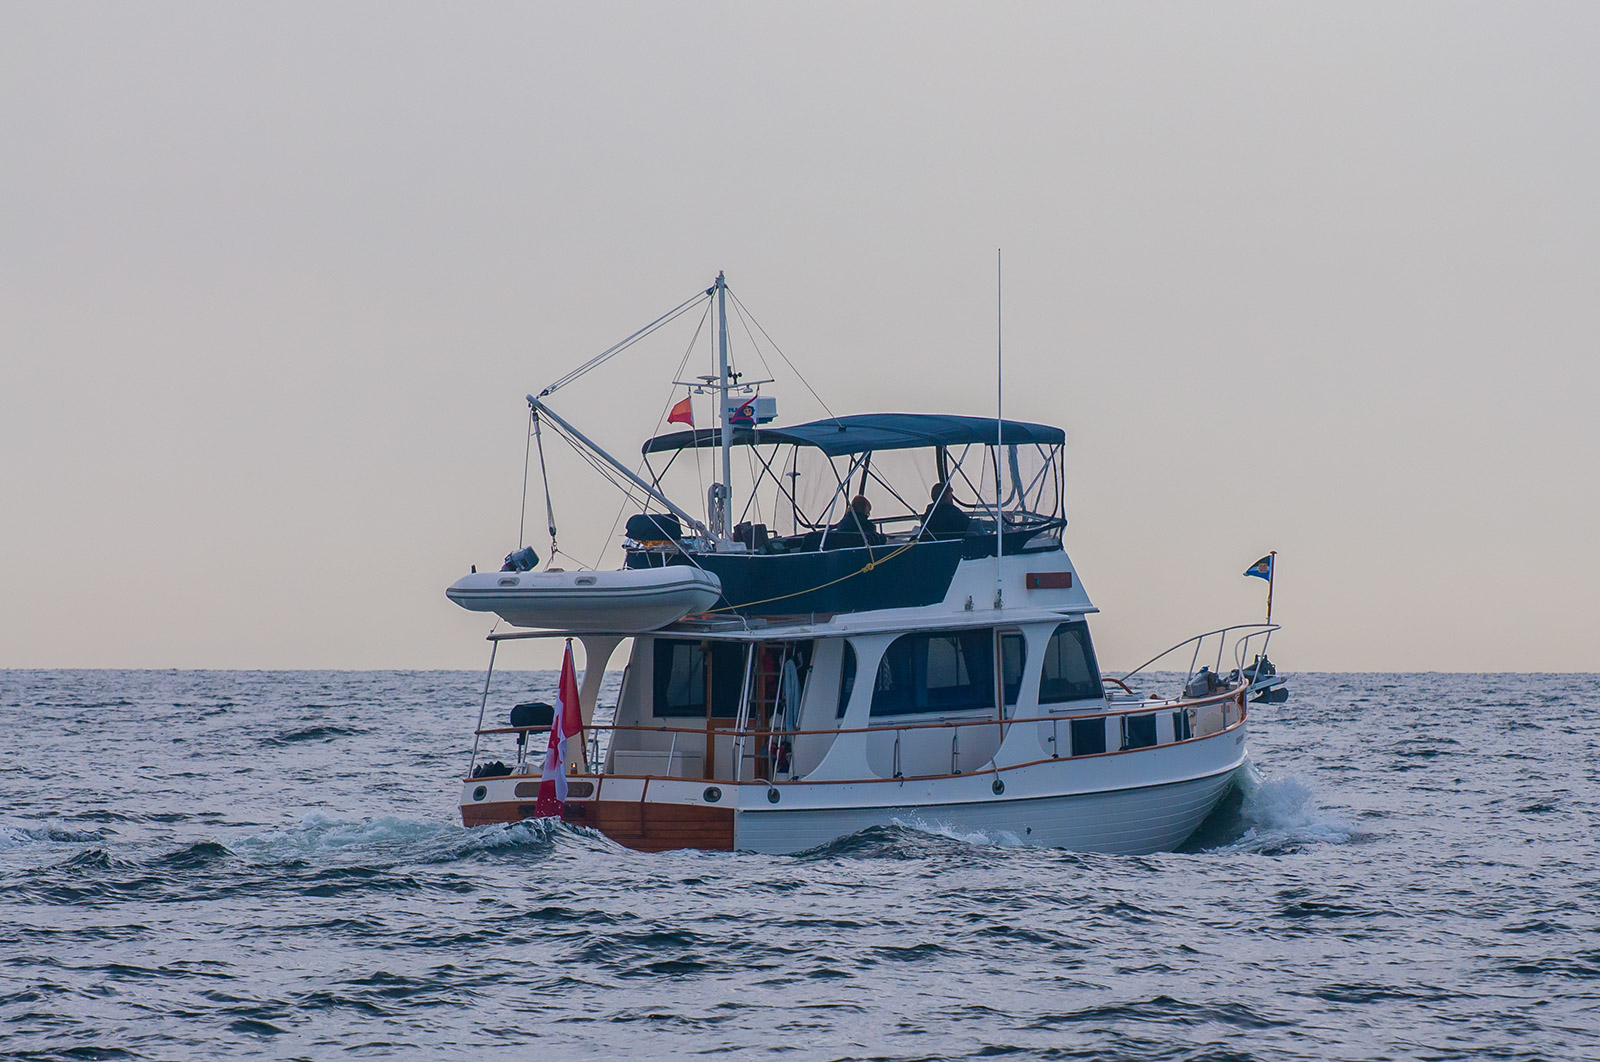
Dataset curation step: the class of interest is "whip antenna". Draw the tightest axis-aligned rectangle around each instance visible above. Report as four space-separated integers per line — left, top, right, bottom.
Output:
995 248 1004 609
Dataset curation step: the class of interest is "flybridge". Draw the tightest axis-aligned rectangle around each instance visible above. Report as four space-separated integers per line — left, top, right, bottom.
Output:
642 412 1064 457
521 273 1068 568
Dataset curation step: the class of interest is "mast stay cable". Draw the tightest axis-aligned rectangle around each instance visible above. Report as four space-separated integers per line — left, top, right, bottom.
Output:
727 288 842 426
533 411 558 561
526 289 712 567
539 288 713 398
594 299 714 568
526 278 837 581
517 407 533 549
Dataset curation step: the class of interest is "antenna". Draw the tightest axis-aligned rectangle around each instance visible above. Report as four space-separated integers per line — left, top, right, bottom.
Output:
995 248 1004 610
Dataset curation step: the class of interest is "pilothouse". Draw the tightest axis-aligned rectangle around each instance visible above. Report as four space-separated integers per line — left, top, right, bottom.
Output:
447 273 1279 853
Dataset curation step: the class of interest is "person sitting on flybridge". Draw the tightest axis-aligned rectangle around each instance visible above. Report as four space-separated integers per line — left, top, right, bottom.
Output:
919 481 971 539
830 495 886 547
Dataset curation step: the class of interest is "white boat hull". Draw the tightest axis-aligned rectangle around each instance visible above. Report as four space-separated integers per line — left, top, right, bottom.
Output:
445 566 722 633
464 715 1249 855
732 766 1240 854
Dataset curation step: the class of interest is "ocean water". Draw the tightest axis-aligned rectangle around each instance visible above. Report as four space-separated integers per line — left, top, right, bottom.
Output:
2 670 1598 1061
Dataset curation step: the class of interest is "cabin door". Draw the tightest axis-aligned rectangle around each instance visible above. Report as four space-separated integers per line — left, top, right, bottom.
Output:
749 640 814 780
702 641 748 780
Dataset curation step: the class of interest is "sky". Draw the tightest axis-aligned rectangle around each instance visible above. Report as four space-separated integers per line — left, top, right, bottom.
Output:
3 2 1597 671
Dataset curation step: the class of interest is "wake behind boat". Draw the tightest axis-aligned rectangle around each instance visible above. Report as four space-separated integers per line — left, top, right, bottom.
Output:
448 273 1281 853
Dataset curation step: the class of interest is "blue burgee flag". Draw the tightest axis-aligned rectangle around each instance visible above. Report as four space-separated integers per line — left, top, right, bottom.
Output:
1244 555 1274 581
728 397 757 427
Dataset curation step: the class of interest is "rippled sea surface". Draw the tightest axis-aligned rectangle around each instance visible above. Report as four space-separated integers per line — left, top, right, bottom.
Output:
3 671 1600 1060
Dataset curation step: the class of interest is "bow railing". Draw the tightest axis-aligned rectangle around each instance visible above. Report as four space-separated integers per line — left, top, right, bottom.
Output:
1120 623 1280 691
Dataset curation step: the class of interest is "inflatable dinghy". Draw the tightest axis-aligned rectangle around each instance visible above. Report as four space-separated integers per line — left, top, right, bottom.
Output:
446 566 722 633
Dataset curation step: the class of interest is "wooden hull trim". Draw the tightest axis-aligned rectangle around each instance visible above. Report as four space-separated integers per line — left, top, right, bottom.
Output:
459 797 734 852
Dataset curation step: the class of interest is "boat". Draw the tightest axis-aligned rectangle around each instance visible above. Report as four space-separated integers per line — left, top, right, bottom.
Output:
449 273 1279 854
446 565 722 634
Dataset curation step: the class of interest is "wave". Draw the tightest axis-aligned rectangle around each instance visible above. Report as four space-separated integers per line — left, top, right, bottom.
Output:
1201 763 1355 854
263 725 369 746
791 821 1025 861
232 812 565 866
888 815 1024 848
153 840 234 870
0 822 107 849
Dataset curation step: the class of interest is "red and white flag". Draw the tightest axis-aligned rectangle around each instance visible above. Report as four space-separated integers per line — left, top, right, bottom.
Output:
667 396 694 427
533 641 584 817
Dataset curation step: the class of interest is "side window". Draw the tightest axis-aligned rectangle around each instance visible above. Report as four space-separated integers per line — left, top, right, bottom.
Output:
925 635 970 692
1000 631 1025 706
653 639 706 718
837 641 857 719
873 638 915 716
870 629 996 716
1069 717 1106 756
1122 713 1157 750
1039 622 1104 704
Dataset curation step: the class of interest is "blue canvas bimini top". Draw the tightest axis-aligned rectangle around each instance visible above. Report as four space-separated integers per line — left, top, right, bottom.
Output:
642 413 1064 458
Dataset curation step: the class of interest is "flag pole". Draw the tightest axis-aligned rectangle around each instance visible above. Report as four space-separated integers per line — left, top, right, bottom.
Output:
568 637 589 775
1266 550 1277 624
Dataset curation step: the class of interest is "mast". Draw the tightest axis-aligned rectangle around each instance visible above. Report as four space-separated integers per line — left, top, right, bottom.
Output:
716 271 733 541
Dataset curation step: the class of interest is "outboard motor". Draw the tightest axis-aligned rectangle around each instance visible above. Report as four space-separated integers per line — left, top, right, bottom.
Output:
1185 667 1218 700
501 546 539 572
510 701 555 763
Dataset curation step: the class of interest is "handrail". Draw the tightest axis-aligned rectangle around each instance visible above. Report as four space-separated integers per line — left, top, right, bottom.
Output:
474 681 1247 740
1120 623 1280 684
626 509 1064 551
466 704 1248 785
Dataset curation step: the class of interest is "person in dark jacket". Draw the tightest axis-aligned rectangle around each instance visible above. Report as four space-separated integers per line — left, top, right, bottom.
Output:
920 481 971 539
831 494 886 546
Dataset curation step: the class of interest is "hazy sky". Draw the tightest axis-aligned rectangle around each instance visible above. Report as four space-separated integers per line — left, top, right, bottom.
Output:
4 3 1597 671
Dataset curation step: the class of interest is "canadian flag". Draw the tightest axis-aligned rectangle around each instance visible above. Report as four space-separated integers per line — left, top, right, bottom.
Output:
667 396 694 427
533 641 584 817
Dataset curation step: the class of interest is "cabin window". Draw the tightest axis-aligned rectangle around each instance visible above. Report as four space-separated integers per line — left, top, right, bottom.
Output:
1000 632 1025 706
1038 622 1104 704
1122 713 1158 750
871 629 995 716
1069 717 1106 756
653 639 744 719
654 639 705 717
1173 710 1193 741
837 642 857 719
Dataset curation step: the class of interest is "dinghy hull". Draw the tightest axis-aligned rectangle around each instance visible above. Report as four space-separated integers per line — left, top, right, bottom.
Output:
446 566 722 633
